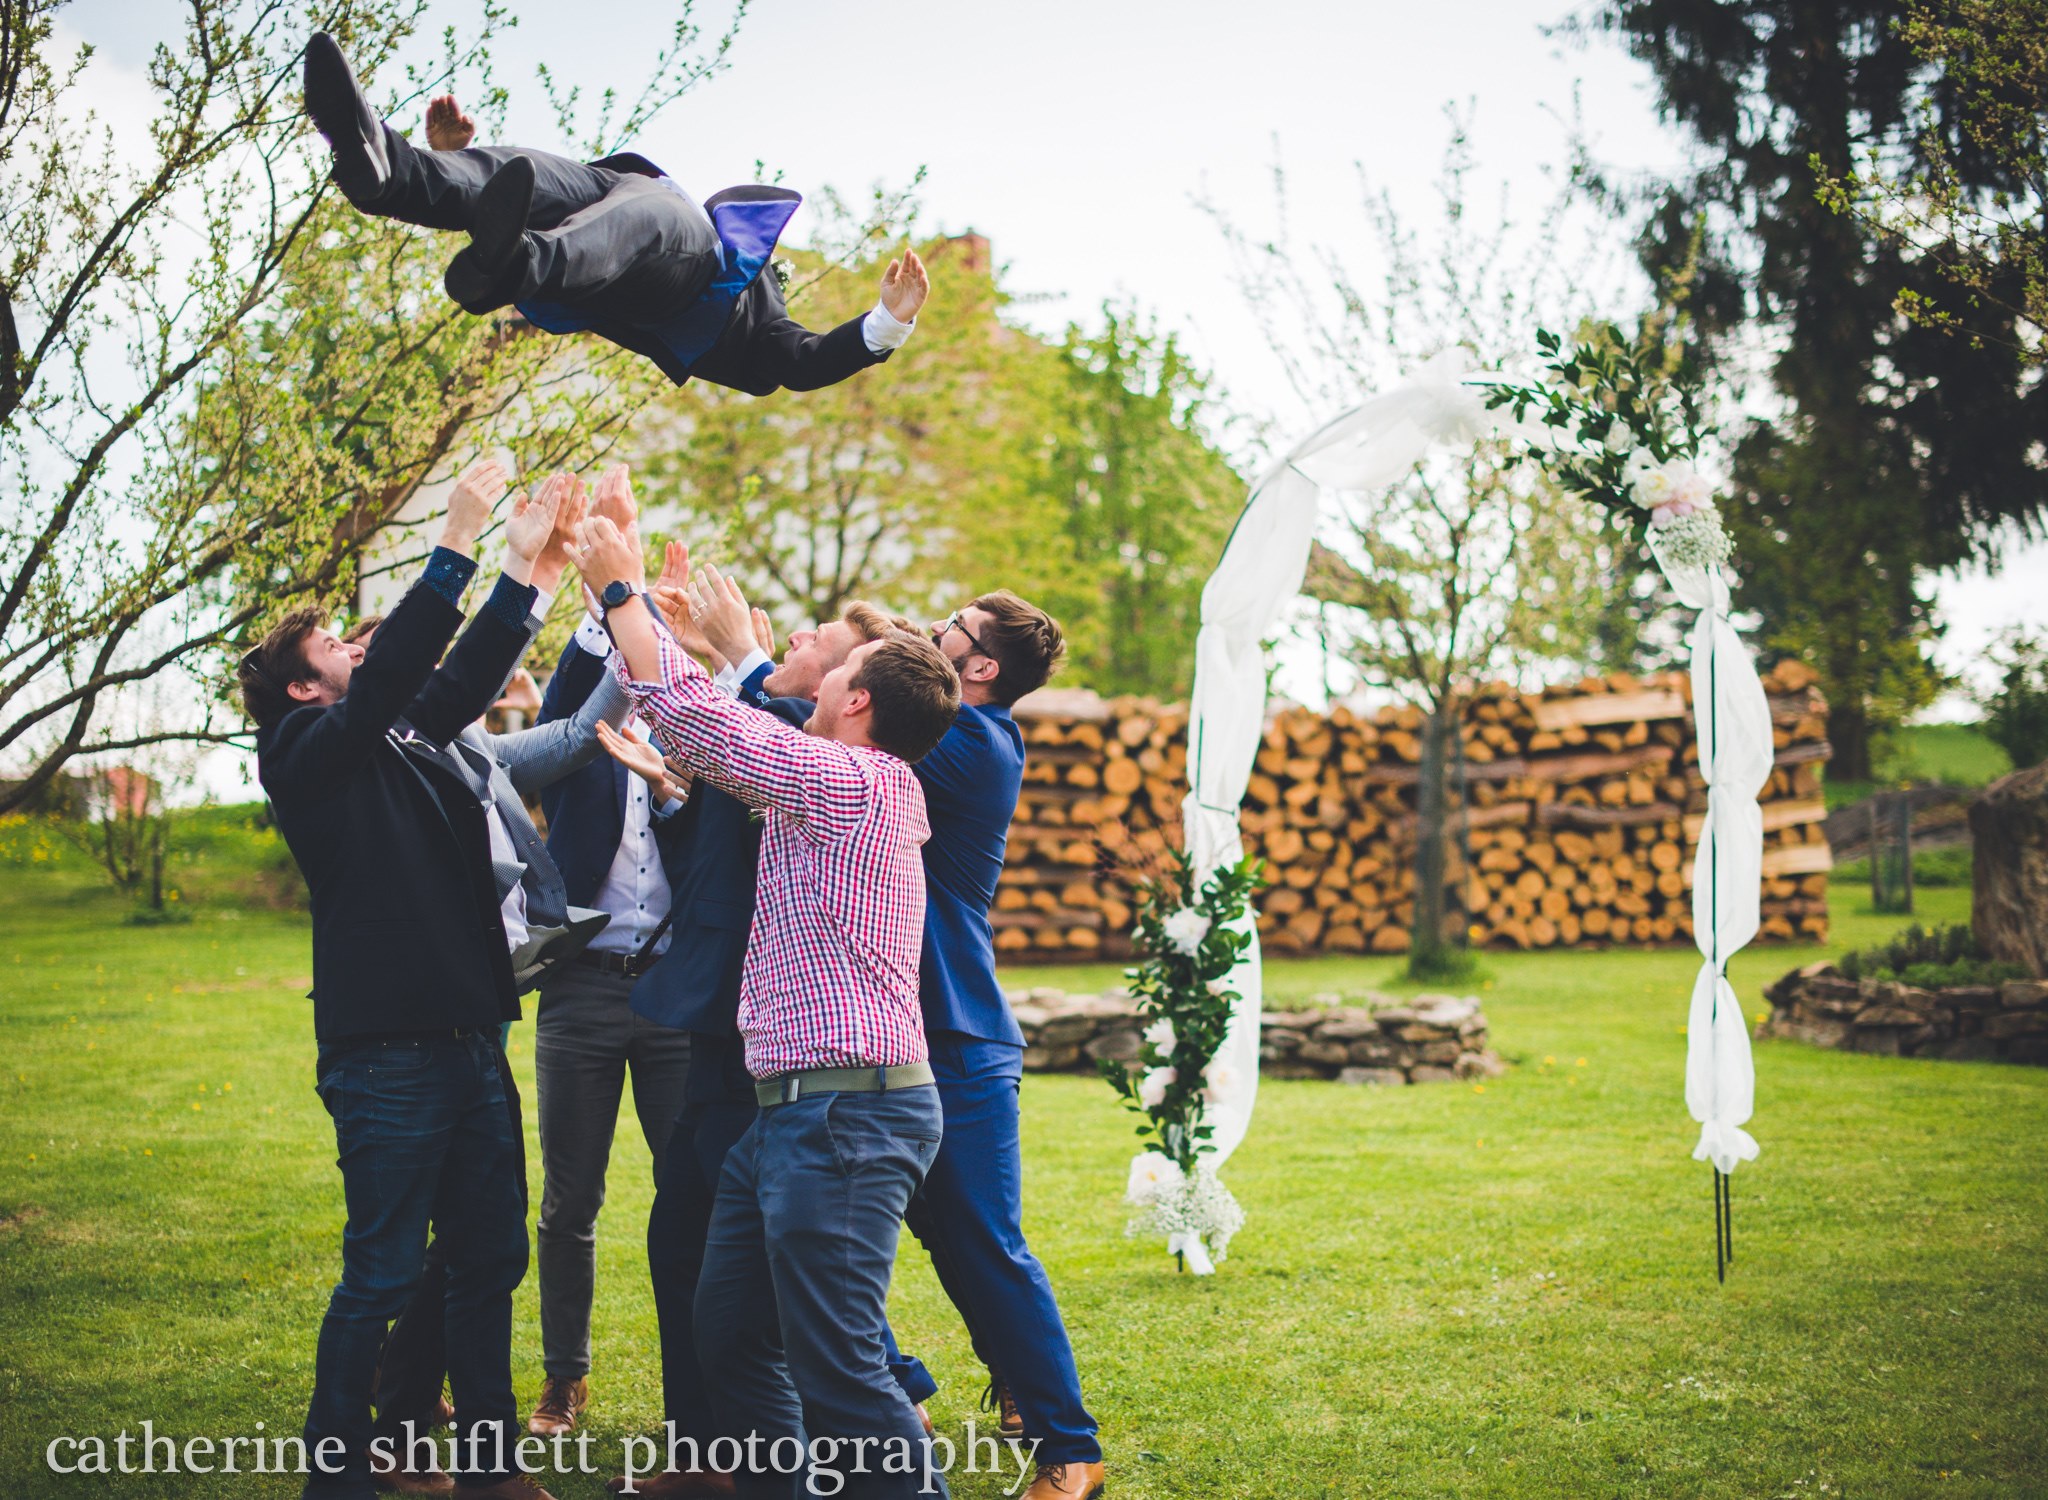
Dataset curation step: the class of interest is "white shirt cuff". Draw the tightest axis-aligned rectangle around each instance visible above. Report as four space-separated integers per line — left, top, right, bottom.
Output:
714 646 773 697
529 586 555 624
573 617 612 658
862 301 915 355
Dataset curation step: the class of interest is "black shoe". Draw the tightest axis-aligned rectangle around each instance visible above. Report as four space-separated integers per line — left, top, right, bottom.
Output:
303 32 389 199
443 154 536 312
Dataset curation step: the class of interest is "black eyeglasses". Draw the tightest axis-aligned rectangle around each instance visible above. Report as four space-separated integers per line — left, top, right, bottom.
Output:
932 610 989 659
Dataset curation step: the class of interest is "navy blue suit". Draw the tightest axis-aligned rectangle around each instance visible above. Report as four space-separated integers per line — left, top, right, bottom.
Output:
902 704 1100 1465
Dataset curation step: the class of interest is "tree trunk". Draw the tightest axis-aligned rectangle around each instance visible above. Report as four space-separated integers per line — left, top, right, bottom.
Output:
1971 762 2048 976
1409 703 1454 973
1827 698 1872 783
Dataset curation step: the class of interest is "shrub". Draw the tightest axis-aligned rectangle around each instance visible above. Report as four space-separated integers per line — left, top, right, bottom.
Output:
1837 922 2027 988
1976 631 2048 771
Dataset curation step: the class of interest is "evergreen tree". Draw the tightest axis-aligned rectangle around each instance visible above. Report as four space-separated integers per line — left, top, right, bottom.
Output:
1599 0 2048 779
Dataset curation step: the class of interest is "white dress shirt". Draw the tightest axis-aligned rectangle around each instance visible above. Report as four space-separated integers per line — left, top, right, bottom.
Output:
574 618 686 958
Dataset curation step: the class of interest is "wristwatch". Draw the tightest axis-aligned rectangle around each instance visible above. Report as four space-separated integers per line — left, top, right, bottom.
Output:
599 579 636 615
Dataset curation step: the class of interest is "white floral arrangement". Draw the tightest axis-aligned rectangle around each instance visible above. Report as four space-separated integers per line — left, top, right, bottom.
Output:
1101 851 1262 1268
1123 1151 1248 1261
1485 327 1735 573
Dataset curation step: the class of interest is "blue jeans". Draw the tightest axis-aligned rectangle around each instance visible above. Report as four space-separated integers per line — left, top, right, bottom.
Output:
302 1033 529 1497
694 1083 946 1500
651 1036 936 1450
905 1033 1101 1465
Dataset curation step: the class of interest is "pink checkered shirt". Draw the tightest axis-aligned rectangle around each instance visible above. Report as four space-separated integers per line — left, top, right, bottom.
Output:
615 624 931 1078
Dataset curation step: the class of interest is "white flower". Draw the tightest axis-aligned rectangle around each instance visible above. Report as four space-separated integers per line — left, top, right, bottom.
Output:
1202 1057 1242 1105
1143 1018 1177 1057
1649 508 1734 570
1125 1150 1184 1205
1206 977 1235 998
1623 451 1715 514
1161 907 1211 956
1137 1066 1177 1108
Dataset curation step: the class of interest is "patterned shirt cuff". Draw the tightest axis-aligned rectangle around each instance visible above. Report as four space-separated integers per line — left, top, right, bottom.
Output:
421 546 478 606
862 301 915 354
485 572 539 632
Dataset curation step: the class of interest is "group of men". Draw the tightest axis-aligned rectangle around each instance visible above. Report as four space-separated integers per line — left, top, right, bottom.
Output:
238 34 1105 1500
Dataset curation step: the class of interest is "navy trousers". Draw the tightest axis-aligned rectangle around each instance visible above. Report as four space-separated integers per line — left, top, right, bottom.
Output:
905 1033 1101 1466
303 1033 529 1498
650 1035 937 1449
693 1083 947 1500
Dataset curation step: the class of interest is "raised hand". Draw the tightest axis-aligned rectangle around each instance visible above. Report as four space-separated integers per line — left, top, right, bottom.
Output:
532 475 589 595
501 473 568 588
879 248 929 324
591 462 638 543
570 514 646 592
439 455 508 557
425 93 475 151
687 562 757 665
751 606 776 660
649 541 720 663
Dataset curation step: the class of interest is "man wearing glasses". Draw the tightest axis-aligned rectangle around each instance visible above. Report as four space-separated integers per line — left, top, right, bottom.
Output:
900 594 1105 1500
696 586 1099 1499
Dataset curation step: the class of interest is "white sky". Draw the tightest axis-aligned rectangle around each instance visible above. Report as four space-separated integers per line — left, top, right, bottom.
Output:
51 0 2048 791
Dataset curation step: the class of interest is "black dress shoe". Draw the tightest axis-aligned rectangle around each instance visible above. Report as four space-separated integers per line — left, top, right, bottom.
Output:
302 32 389 198
443 154 536 312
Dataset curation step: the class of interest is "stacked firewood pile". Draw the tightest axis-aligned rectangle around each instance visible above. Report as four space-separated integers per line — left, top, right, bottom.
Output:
995 664 1833 961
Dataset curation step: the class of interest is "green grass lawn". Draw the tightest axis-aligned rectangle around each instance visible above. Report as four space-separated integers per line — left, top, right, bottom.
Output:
2 815 2044 1497
1825 722 2014 809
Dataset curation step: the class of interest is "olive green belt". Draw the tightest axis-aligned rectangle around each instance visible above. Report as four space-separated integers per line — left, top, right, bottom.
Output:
754 1061 936 1108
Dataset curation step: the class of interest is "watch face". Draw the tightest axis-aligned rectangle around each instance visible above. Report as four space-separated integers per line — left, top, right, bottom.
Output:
602 580 632 609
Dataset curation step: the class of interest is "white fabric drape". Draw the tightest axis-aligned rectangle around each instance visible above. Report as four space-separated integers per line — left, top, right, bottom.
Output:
1167 354 1491 1272
1652 541 1767 1174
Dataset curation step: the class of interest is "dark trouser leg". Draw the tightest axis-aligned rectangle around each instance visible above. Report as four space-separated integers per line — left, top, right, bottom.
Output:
534 969 637 1383
337 120 620 232
651 1034 759 1446
435 1034 531 1489
372 1237 449 1442
692 1115 803 1500
302 1040 461 1498
626 1007 694 1185
904 1035 1101 1466
698 1086 948 1500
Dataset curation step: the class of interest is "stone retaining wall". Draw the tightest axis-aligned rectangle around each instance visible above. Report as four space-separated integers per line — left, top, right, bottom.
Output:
1761 962 2048 1064
1012 989 1505 1084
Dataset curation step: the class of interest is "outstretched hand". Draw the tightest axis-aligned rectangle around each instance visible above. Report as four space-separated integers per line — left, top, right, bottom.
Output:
595 720 694 806
569 514 646 592
532 476 589 595
649 541 722 665
440 456 508 556
879 248 929 324
425 94 475 151
687 562 757 665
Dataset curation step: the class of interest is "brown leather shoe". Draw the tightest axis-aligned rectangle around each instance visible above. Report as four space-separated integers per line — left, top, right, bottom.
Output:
527 1375 588 1436
603 1468 735 1497
983 1373 1024 1439
370 1443 455 1496
1024 1461 1106 1500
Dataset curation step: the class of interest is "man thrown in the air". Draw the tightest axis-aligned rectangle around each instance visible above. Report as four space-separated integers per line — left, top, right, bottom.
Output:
301 32 929 397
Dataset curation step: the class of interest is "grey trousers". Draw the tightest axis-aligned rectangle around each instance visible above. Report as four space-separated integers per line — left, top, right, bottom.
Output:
534 965 692 1381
